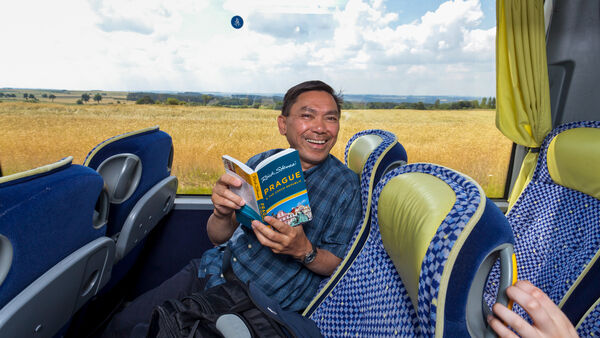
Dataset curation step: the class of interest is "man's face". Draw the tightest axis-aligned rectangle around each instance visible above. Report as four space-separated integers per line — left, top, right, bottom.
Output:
278 90 340 170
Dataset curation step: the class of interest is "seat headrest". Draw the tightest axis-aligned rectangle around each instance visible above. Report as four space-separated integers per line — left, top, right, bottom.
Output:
376 164 515 337
0 157 73 186
346 134 383 175
83 126 160 166
546 127 600 200
378 171 456 311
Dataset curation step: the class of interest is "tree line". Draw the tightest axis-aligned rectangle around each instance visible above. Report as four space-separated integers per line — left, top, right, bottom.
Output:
127 92 281 108
1 91 496 110
342 97 496 110
0 92 57 102
129 92 496 110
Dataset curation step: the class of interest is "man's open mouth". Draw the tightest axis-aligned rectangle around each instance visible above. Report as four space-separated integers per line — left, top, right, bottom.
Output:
306 138 326 145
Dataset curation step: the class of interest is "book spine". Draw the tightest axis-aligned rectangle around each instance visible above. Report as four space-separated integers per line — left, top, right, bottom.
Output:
249 172 265 218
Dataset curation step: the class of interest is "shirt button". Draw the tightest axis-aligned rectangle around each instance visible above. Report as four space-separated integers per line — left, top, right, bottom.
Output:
248 244 252 249
233 257 237 262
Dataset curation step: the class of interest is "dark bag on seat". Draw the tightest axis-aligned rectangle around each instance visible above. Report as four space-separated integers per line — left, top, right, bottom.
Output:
147 249 322 338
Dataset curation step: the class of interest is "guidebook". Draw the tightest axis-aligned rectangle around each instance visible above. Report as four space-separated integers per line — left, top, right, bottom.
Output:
222 148 312 229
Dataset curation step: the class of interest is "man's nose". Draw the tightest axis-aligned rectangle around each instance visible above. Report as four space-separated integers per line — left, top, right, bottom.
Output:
312 117 326 132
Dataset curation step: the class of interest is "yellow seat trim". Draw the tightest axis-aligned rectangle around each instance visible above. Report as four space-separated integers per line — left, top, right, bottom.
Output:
547 127 600 200
0 157 73 184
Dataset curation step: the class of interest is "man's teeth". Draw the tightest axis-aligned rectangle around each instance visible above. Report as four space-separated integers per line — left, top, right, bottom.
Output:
307 139 326 144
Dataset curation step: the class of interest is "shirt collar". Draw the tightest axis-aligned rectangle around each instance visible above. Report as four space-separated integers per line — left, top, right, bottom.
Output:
303 154 333 179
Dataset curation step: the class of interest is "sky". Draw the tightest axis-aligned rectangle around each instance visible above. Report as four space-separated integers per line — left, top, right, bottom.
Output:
0 0 496 96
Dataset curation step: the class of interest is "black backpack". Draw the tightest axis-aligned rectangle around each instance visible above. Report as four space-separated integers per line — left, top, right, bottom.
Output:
146 250 323 338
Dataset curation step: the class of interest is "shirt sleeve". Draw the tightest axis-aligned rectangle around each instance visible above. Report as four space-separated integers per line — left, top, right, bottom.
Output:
318 173 362 259
245 149 283 169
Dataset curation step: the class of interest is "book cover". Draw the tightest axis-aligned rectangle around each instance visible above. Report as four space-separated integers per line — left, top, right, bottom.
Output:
222 149 312 229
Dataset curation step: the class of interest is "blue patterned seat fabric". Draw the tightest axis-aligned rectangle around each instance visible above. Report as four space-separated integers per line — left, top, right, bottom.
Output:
309 163 514 337
304 129 407 316
485 120 600 336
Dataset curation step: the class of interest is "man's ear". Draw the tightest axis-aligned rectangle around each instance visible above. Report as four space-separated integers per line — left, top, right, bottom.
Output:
277 115 287 135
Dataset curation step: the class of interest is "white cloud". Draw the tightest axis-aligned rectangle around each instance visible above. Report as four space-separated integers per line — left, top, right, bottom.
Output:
223 0 343 15
407 65 427 75
0 0 495 96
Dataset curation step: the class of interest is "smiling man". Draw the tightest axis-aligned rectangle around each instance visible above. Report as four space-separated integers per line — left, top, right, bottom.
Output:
103 81 362 337
207 80 362 302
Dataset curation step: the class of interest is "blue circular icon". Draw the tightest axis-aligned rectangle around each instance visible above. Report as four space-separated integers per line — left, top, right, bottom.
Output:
231 15 243 29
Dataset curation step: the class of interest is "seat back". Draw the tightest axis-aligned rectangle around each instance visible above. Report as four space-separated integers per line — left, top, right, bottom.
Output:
493 120 600 335
310 163 515 337
84 126 177 263
0 157 115 337
304 129 407 315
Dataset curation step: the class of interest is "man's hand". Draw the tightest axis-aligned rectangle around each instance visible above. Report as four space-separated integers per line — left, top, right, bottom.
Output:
251 216 342 276
211 173 245 218
207 173 245 245
487 280 578 338
251 216 311 260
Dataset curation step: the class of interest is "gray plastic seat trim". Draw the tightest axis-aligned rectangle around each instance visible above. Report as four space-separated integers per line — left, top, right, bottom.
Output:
115 175 178 261
0 236 115 338
96 153 142 204
0 235 13 286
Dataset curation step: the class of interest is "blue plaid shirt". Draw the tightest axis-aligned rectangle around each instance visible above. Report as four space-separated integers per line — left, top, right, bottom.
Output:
198 149 361 311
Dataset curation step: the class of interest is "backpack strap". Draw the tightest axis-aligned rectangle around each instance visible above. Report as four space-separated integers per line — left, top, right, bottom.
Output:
222 246 238 282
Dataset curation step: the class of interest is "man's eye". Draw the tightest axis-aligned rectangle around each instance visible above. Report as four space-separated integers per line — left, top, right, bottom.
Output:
327 116 338 121
301 114 311 118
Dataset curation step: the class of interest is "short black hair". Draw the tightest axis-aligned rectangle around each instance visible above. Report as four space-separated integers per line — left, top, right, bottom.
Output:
281 80 342 116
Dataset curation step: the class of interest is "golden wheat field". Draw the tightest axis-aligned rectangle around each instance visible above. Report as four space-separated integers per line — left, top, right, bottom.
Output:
0 102 512 196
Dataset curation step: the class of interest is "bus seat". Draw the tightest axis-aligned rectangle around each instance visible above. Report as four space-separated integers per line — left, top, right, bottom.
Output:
487 120 600 336
309 163 515 337
0 157 115 337
304 129 407 315
83 126 177 283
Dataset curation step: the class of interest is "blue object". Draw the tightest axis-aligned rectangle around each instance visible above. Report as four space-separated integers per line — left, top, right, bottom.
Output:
199 150 362 312
0 157 106 308
306 129 407 315
308 161 514 336
0 157 115 337
84 126 176 288
231 15 243 29
247 282 322 338
485 120 600 336
235 205 261 229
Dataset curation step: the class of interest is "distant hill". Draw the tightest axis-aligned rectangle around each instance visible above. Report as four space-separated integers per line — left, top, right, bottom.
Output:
1 88 493 109
342 94 479 104
127 91 479 104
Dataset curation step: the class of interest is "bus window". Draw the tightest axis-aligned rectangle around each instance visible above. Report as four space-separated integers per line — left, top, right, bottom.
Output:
0 0 509 197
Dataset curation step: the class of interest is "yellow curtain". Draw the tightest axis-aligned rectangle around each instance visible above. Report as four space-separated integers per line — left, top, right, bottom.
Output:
496 0 552 210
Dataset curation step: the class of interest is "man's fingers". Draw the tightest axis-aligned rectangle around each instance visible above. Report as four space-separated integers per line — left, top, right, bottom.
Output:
252 220 285 243
214 188 245 207
219 173 243 188
212 174 246 211
252 221 283 251
264 216 291 233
